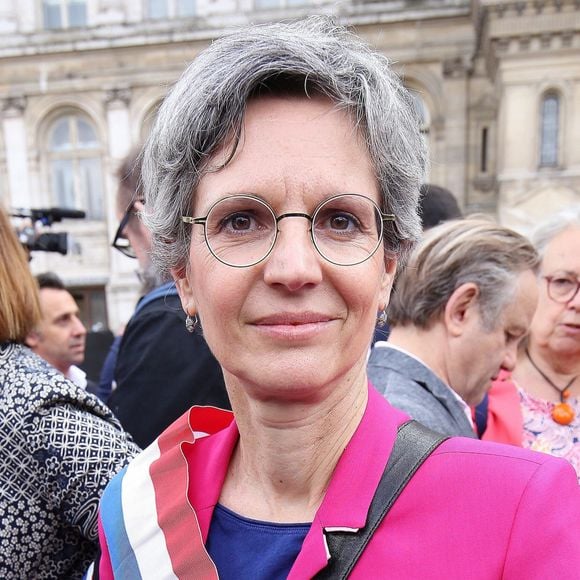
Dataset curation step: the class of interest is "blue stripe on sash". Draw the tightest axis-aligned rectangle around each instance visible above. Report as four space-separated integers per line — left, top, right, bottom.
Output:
100 466 143 578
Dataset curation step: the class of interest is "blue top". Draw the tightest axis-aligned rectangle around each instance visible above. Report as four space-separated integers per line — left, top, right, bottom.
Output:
206 504 310 579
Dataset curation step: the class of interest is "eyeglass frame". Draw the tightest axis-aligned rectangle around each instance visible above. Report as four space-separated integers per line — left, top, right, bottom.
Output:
544 274 580 304
111 199 143 259
181 193 396 268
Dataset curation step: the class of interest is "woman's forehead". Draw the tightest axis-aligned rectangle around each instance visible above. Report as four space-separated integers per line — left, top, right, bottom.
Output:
193 96 378 211
543 227 580 273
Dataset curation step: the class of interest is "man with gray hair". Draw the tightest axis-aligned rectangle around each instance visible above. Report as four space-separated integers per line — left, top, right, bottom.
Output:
368 217 541 437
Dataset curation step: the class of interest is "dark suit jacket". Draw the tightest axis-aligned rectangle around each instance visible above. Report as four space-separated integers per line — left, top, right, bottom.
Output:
107 292 230 448
367 345 476 438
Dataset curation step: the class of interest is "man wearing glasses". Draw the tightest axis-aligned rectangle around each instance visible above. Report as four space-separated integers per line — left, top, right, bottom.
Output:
101 148 230 448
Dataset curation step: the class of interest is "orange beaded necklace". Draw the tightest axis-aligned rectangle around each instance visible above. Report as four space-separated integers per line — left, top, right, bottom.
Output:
526 348 577 426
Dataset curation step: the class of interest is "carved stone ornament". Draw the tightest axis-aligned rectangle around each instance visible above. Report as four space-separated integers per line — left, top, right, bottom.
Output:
442 56 472 79
105 88 132 107
1 96 27 117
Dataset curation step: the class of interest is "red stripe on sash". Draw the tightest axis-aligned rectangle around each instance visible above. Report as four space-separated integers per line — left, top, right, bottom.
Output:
149 406 234 579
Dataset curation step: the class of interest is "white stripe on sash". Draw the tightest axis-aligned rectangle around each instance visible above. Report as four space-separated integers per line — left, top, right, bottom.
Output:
122 442 179 580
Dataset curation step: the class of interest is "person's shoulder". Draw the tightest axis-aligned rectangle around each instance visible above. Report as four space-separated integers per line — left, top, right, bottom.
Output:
123 293 186 337
101 406 233 505
2 342 55 376
367 343 401 367
1 344 128 436
369 347 411 379
369 360 424 400
134 290 183 317
432 436 576 483
2 343 78 404
422 437 580 532
368 346 426 383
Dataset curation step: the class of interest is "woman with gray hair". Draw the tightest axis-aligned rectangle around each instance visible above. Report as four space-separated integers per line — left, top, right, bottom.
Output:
482 207 580 479
97 18 580 578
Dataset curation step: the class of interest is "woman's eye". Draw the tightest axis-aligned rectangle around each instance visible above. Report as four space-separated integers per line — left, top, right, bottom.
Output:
321 212 360 232
553 277 574 287
217 212 261 233
229 214 252 231
329 214 355 230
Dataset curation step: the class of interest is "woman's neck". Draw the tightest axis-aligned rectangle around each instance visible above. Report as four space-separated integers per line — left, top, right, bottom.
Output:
515 342 580 400
526 342 580 378
218 371 369 523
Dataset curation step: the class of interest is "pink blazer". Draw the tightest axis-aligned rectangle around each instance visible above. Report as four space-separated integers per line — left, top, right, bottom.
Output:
98 386 580 579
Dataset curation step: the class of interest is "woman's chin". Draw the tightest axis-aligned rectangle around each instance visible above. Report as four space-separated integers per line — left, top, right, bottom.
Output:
223 351 367 408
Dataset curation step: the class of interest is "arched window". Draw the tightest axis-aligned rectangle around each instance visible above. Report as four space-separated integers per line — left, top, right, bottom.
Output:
47 114 104 220
539 92 560 167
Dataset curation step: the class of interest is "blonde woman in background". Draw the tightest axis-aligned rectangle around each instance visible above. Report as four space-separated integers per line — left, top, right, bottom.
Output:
0 205 139 579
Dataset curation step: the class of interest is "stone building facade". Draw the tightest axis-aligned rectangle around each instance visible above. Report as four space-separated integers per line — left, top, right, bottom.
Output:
0 0 578 330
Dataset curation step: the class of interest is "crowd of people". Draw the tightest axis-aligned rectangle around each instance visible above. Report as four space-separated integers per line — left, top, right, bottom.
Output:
1 15 579 579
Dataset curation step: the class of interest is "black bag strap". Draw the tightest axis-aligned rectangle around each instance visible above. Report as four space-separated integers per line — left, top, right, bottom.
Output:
315 420 448 579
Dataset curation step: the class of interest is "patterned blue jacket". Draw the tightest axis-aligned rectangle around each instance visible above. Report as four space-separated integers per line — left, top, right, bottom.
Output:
0 342 139 579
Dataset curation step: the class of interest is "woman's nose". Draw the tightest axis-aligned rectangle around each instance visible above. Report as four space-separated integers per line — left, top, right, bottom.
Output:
263 218 323 291
567 285 580 310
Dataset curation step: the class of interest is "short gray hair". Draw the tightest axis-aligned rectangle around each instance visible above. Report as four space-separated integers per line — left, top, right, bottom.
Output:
141 16 427 276
389 217 541 330
531 205 580 260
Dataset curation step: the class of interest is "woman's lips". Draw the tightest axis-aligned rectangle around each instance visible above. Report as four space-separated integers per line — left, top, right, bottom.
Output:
254 312 333 325
561 322 580 335
252 312 336 340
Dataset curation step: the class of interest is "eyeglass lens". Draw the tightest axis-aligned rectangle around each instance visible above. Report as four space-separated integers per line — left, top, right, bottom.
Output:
547 275 580 303
202 194 383 267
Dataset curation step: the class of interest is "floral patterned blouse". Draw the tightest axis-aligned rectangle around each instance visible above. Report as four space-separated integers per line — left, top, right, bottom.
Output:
0 342 140 579
519 387 580 482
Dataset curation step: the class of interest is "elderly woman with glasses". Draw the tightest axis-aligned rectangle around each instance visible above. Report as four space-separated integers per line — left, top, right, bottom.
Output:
482 207 580 477
97 18 580 578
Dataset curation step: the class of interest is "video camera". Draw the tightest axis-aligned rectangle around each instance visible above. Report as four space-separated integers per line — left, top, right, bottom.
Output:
10 207 86 255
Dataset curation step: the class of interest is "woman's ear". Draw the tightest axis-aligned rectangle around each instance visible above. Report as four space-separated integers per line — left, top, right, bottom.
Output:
172 268 196 314
444 282 479 337
379 256 397 309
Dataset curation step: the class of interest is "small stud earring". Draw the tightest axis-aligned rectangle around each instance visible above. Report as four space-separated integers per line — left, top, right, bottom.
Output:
377 309 388 327
185 313 198 333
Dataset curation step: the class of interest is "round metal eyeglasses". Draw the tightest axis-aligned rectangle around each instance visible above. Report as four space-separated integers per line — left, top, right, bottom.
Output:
544 274 580 304
181 193 396 268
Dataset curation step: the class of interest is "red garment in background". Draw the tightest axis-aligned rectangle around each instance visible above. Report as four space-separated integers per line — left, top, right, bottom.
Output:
481 370 523 446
